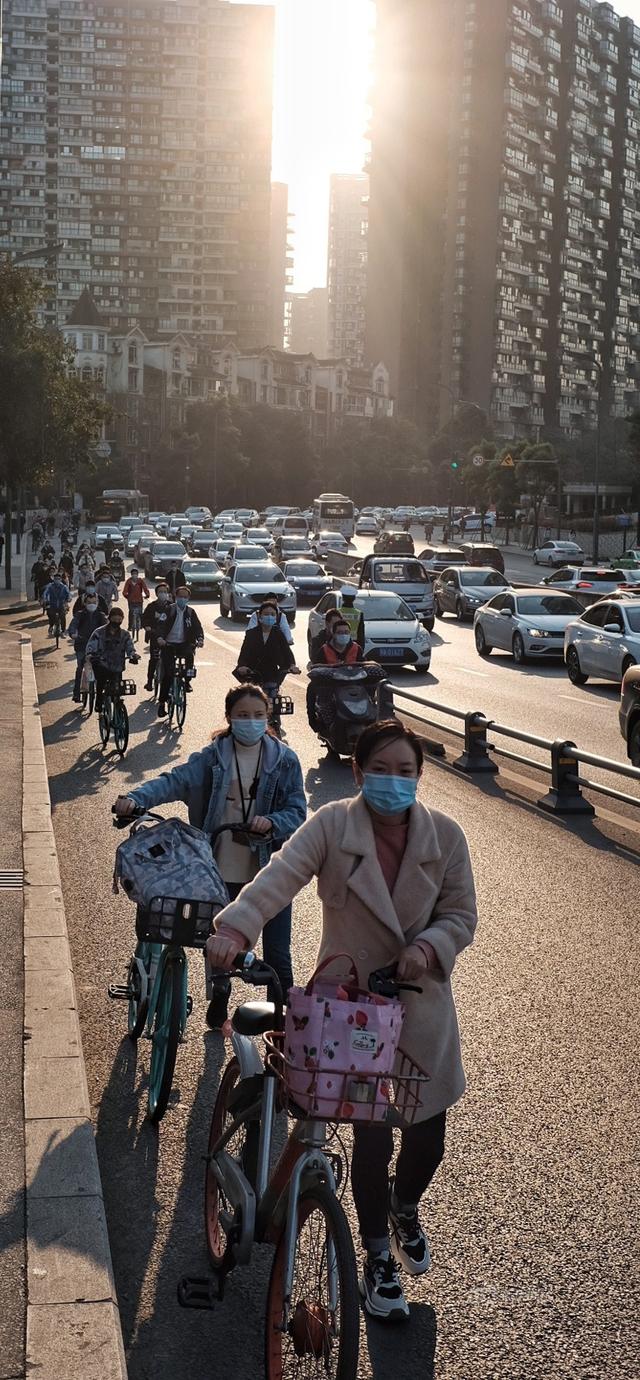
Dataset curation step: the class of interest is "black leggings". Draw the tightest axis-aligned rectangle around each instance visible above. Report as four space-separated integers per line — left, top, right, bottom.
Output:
351 1111 446 1245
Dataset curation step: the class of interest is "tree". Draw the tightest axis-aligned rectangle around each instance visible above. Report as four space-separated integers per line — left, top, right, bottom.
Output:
321 417 432 506
515 441 560 547
0 259 109 586
627 408 640 543
427 403 492 503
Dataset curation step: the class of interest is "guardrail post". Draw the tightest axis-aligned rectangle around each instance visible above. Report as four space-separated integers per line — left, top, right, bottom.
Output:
453 711 498 774
538 741 595 816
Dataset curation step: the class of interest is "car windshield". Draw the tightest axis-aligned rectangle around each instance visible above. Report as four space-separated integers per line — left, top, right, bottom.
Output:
624 607 640 631
459 570 506 587
156 543 185 556
182 560 219 574
516 595 583 615
359 595 414 621
287 562 322 576
236 547 265 558
373 561 428 583
237 566 285 584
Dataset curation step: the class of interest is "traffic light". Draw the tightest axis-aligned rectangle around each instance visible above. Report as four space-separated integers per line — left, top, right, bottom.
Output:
450 458 459 470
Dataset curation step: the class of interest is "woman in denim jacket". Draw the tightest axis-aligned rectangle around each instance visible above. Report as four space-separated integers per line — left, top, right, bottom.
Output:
115 683 306 1027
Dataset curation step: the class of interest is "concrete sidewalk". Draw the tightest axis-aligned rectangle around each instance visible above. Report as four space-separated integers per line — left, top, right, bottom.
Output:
0 628 127 1380
0 534 28 613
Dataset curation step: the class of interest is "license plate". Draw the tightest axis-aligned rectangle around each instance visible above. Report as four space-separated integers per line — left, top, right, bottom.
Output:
378 647 406 658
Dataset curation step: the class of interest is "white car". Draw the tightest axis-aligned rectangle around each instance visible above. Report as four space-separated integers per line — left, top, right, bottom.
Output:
533 539 585 566
245 527 274 551
308 589 431 672
473 588 584 664
541 566 627 603
313 530 349 559
224 543 269 569
218 561 297 623
355 515 380 535
185 506 212 524
564 597 640 685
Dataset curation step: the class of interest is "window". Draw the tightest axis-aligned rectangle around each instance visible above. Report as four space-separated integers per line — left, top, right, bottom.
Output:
128 343 137 364
82 332 92 350
97 333 105 350
128 368 138 391
580 605 608 627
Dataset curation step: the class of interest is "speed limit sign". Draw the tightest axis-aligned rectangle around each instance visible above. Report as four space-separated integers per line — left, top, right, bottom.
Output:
472 453 485 467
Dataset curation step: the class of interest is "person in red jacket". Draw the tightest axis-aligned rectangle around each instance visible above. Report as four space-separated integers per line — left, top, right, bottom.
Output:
317 618 363 665
121 566 149 639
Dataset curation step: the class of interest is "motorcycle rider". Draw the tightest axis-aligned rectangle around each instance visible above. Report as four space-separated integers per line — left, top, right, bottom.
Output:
307 607 342 728
156 585 204 718
85 606 139 711
316 618 363 666
141 580 172 691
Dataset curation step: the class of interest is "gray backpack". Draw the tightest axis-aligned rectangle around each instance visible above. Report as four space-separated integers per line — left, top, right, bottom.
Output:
113 815 229 913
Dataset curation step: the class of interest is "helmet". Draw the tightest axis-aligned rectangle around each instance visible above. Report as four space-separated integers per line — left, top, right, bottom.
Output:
340 585 358 605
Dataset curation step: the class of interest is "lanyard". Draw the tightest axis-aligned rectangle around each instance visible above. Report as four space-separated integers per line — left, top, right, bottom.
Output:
232 740 263 825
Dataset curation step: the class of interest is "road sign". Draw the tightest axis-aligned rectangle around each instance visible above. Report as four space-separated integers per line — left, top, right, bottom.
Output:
501 453 515 468
472 454 485 467
95 441 111 459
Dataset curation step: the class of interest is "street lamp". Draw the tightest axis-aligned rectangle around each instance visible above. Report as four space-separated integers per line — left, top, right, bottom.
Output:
567 352 603 561
438 386 485 529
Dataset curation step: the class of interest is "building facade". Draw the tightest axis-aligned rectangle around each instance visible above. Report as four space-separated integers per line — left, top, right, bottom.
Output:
327 173 369 366
286 286 329 357
267 182 293 348
0 0 274 348
366 0 640 441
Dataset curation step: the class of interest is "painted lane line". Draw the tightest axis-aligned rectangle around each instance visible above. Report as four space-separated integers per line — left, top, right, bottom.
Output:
558 694 610 709
452 666 489 677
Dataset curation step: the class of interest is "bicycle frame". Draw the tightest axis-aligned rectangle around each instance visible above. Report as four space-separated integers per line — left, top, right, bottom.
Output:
144 942 189 1038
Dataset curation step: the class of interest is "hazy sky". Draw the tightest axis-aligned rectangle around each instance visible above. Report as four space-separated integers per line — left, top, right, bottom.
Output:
234 0 640 292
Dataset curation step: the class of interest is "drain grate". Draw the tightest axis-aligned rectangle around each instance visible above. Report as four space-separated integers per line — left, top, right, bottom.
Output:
0 870 25 890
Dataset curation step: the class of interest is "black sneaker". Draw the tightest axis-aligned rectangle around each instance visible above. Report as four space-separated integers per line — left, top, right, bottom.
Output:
205 988 230 1031
389 1181 431 1276
157 702 167 718
144 680 154 691
359 1250 409 1322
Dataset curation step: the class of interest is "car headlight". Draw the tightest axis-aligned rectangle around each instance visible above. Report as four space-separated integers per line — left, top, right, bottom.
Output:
416 627 430 643
526 628 555 638
465 596 481 605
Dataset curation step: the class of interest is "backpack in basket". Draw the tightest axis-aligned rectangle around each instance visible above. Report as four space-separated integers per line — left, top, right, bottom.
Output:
113 815 229 915
283 955 405 1122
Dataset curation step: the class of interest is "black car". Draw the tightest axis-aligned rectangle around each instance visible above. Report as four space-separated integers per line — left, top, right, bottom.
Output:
281 559 332 603
418 545 466 575
373 531 415 556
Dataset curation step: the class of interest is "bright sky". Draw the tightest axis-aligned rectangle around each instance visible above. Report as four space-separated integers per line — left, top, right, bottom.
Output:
233 0 374 292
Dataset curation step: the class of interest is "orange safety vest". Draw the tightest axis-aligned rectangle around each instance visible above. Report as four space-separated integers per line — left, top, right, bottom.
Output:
320 641 361 666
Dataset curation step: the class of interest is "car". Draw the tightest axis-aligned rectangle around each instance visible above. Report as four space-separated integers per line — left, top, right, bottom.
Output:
620 664 640 764
224 543 270 569
145 539 187 578
418 545 466 574
459 542 505 575
211 538 235 562
313 530 349 559
308 589 431 672
373 531 415 556
281 560 332 602
434 566 511 620
118 516 139 535
180 557 223 599
355 515 380 535
185 506 212 524
533 539 586 566
167 512 189 535
564 597 640 685
452 512 496 535
245 527 274 551
542 566 627 604
218 561 297 623
358 555 435 629
234 508 259 527
133 533 158 565
93 525 124 551
125 525 155 556
274 535 315 564
147 511 169 526
473 588 584 663
190 532 217 557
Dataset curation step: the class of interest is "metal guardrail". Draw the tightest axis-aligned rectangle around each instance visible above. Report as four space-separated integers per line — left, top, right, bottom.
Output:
391 686 640 817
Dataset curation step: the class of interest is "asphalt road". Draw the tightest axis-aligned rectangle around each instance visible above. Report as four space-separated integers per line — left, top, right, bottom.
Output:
9 542 640 1380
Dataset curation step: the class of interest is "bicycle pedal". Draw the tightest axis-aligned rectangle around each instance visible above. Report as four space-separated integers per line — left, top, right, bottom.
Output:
177 1274 224 1309
108 983 134 1001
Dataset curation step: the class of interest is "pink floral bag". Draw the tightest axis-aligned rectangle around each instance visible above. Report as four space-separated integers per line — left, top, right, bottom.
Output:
283 954 405 1122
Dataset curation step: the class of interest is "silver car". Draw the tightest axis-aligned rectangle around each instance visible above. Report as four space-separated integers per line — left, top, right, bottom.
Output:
434 566 510 620
218 561 296 623
564 598 640 685
541 566 627 605
474 588 583 664
533 539 585 566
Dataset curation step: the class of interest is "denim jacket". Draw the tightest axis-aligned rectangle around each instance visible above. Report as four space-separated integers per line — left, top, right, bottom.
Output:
128 732 307 868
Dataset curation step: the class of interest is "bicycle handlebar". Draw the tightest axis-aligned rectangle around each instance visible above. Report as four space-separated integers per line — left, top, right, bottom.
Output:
210 950 284 1017
111 805 271 844
368 963 423 998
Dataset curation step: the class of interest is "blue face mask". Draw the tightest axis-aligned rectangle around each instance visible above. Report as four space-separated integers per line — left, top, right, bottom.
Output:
333 633 350 649
260 614 276 628
231 718 267 745
362 774 418 815
175 597 188 610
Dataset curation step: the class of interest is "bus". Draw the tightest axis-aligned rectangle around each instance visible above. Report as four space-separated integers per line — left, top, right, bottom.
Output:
91 489 149 524
312 493 355 540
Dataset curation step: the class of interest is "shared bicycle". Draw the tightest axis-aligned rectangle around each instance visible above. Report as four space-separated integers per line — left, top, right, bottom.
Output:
48 608 66 649
166 653 196 730
98 672 137 756
128 604 143 641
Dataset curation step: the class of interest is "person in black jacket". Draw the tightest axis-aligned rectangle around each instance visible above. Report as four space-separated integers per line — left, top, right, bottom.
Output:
156 585 204 717
141 580 172 690
165 560 183 596
67 593 107 701
235 599 300 690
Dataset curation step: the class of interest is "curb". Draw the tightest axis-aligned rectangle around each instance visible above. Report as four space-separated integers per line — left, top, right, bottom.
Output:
21 636 128 1380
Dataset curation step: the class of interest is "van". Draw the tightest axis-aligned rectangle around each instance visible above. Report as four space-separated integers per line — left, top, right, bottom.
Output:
358 556 435 630
270 514 310 538
460 542 505 574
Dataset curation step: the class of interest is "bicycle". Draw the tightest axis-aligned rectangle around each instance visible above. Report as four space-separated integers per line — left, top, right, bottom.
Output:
166 653 196 730
128 603 143 641
178 955 428 1378
109 813 257 1124
48 607 66 649
235 669 295 739
97 671 137 755
81 666 96 715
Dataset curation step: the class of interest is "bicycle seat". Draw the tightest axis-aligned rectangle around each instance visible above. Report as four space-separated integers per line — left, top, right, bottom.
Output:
231 1001 276 1037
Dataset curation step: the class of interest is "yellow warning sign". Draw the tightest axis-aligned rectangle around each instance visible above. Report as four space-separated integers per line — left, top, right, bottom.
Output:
501 453 515 468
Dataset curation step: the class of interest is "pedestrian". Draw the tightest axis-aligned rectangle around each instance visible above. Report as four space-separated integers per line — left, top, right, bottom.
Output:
113 681 306 1027
207 718 477 1322
67 592 107 701
569 528 577 543
156 584 204 718
141 580 172 691
85 606 139 710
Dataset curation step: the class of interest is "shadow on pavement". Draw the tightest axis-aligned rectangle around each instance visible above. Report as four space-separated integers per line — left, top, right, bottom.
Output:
363 1299 437 1379
304 755 353 812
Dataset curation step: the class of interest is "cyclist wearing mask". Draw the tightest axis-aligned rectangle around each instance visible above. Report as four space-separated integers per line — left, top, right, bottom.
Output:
59 546 74 582
42 571 71 635
72 579 108 617
76 554 96 595
95 566 119 609
113 683 306 1028
156 585 204 718
165 560 182 596
247 595 294 645
316 617 363 666
67 592 107 701
235 600 300 690
122 566 150 634
31 556 50 602
85 606 139 711
141 581 172 691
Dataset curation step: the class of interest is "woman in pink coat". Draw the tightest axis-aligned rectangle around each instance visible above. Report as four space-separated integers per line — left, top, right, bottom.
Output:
207 720 477 1323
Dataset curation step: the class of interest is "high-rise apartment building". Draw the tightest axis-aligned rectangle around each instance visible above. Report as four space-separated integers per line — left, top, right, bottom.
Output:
286 286 328 357
0 0 274 347
267 182 293 348
366 0 640 439
327 173 369 366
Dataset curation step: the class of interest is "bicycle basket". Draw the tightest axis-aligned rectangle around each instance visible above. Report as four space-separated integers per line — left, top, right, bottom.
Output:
120 679 137 696
135 896 221 948
272 694 294 717
264 1033 430 1128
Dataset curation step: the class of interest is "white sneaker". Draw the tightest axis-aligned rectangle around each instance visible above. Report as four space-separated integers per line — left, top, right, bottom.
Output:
389 1191 431 1276
359 1250 410 1322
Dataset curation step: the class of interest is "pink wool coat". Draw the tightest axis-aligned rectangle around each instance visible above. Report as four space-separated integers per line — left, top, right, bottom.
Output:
215 794 478 1121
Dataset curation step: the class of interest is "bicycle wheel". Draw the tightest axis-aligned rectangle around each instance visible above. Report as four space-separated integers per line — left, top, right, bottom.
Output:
88 680 96 715
127 942 150 1040
174 678 186 730
113 699 129 756
148 955 182 1123
266 1184 359 1380
99 695 112 746
152 657 161 702
54 620 60 650
204 1057 260 1270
